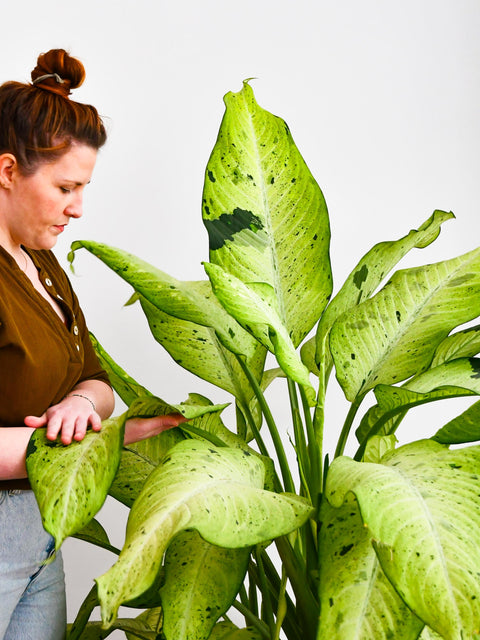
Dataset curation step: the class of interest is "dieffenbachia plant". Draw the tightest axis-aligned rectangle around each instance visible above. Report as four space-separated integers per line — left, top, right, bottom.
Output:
26 81 480 640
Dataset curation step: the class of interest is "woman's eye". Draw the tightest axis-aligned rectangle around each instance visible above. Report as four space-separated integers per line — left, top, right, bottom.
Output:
60 187 71 193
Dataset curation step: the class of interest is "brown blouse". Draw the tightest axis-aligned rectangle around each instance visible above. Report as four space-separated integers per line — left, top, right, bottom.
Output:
0 246 110 427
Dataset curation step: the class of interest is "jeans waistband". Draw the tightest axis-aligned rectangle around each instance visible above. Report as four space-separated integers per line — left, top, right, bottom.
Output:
0 478 32 491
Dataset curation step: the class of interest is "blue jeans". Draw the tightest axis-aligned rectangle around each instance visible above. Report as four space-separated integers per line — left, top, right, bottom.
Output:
0 490 66 639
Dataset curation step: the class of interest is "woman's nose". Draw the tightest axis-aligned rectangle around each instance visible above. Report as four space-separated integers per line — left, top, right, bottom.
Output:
65 192 83 218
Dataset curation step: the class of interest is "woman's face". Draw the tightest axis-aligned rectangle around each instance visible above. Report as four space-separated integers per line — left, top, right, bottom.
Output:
1 143 97 251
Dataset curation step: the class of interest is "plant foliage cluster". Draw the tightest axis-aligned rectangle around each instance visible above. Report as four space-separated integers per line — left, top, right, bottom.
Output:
27 81 480 640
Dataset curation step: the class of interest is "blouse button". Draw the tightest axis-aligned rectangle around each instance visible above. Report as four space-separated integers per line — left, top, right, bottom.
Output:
73 325 79 335
76 344 80 351
45 278 52 286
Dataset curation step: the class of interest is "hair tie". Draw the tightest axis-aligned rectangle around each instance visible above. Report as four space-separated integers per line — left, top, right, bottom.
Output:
32 73 65 85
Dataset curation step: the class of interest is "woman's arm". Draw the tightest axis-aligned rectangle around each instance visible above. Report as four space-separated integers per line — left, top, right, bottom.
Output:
24 379 186 446
1 383 185 480
24 379 115 445
0 427 35 480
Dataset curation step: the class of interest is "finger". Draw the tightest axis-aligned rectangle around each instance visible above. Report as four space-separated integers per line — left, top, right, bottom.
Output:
163 413 188 427
72 418 88 442
47 416 75 445
89 413 102 432
24 414 47 428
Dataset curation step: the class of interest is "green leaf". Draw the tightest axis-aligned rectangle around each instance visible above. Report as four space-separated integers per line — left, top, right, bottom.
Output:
127 394 230 422
109 395 229 507
331 246 480 401
89 334 152 405
355 358 480 445
73 518 120 555
67 585 100 640
326 440 480 639
138 294 266 410
209 622 264 640
160 530 250 640
433 399 480 445
68 617 160 640
362 435 397 463
202 80 332 347
69 241 258 359
431 324 480 367
108 448 156 508
97 440 313 626
26 416 124 550
314 210 453 372
204 261 316 405
125 609 162 640
317 494 423 640
419 627 448 639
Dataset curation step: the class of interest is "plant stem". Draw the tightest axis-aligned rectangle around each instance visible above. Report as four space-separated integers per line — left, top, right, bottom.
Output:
300 385 320 506
250 551 302 640
334 394 365 458
255 546 276 637
288 379 310 490
236 355 295 494
67 584 98 639
232 601 271 639
273 566 288 640
275 536 318 639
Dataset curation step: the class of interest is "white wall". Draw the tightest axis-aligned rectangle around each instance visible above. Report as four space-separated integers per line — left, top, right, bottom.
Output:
2 0 480 634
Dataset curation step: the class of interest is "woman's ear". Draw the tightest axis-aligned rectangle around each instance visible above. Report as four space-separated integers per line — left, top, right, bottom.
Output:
0 154 18 189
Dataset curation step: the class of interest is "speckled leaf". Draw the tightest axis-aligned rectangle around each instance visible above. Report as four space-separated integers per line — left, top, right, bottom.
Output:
202 80 332 347
89 333 152 405
315 210 453 373
317 494 423 640
204 262 316 404
26 416 124 551
97 440 312 626
127 393 230 422
431 324 480 367
69 241 258 359
210 622 263 639
433 399 480 445
419 627 448 639
326 440 480 639
362 435 397 463
356 358 480 444
108 448 157 508
330 246 480 401
160 530 250 640
69 617 159 639
125 609 162 640
73 518 120 555
139 294 266 412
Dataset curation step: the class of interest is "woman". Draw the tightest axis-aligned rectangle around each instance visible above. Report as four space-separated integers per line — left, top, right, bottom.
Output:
0 49 185 639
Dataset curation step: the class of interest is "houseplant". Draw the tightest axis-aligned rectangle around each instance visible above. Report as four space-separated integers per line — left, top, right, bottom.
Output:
26 81 480 640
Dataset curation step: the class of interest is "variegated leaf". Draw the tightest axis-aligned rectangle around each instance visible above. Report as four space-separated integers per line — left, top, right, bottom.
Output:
330 247 480 401
204 261 316 404
314 210 453 372
97 440 312 626
160 530 250 640
317 494 422 640
202 80 332 347
326 440 480 639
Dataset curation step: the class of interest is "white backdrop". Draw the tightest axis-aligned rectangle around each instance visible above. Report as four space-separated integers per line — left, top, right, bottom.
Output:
2 0 480 634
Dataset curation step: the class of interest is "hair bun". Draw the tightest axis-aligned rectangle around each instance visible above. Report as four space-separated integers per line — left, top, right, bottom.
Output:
31 49 86 97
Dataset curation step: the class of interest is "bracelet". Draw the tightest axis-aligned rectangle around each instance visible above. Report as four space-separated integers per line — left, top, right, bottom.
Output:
66 393 96 412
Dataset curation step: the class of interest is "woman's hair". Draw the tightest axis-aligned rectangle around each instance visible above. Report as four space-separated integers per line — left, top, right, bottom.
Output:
0 49 107 174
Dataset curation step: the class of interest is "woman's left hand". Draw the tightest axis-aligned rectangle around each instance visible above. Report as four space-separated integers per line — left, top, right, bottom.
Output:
24 394 102 445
